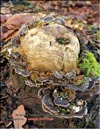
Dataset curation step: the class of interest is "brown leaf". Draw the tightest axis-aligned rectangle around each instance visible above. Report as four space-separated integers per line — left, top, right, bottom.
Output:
12 105 27 129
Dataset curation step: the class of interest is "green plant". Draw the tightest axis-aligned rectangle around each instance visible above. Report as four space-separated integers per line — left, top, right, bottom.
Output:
78 51 100 76
96 31 100 40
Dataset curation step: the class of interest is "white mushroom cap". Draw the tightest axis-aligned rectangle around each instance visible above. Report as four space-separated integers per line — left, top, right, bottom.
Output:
19 22 80 72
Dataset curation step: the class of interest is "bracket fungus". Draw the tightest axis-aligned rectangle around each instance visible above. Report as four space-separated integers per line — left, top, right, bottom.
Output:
38 87 87 118
1 15 99 119
37 75 99 118
5 16 80 78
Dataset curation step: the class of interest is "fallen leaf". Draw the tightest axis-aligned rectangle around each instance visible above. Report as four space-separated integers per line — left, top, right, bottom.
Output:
12 105 27 129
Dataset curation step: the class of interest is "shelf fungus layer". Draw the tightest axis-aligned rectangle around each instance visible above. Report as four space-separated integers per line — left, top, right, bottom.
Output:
38 87 87 118
37 76 99 118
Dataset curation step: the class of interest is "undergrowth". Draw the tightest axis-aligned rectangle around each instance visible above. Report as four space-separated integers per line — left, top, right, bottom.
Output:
78 51 100 77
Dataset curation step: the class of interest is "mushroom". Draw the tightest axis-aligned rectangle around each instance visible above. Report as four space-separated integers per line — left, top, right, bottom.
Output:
38 88 44 99
40 87 59 115
1 15 80 89
38 86 88 118
9 16 80 74
42 94 59 115
54 96 70 108
59 101 87 119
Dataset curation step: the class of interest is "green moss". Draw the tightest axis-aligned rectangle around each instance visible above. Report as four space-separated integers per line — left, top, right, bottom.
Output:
78 51 100 76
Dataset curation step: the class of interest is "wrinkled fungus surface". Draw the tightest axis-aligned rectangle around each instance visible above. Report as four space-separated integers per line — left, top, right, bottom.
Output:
12 17 80 73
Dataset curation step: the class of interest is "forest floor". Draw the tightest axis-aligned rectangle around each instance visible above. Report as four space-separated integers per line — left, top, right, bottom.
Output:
0 0 100 129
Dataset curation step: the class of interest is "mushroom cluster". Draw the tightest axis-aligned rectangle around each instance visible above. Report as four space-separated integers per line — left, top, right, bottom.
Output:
1 15 99 119
37 72 99 118
38 86 87 118
6 16 80 77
